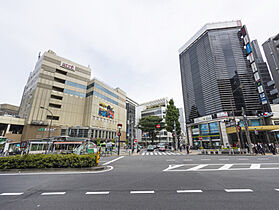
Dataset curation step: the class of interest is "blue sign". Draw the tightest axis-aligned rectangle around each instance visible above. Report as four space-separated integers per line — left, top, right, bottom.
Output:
246 43 252 55
277 134 279 138
200 124 209 135
209 122 219 134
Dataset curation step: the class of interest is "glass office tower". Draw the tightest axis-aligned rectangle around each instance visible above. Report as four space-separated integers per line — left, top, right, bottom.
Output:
179 21 262 123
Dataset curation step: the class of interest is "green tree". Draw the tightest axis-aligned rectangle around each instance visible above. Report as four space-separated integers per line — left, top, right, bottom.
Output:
165 99 181 147
138 116 165 144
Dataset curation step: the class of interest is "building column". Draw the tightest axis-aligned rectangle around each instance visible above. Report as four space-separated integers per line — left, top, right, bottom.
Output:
219 121 229 147
93 129 96 139
4 124 11 136
187 126 193 147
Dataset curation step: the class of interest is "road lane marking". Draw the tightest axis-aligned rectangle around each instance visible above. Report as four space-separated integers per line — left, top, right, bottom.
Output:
218 164 233 170
103 156 124 165
219 159 229 161
201 159 211 161
250 164 261 169
225 189 253 193
163 163 279 172
146 152 149 155
166 159 176 162
86 192 110 195
184 159 193 161
275 189 279 191
154 152 158 155
163 164 185 171
141 152 146 156
0 193 23 196
130 191 155 194
162 152 166 155
166 152 171 155
150 152 154 155
41 192 66 195
238 158 248 160
158 152 162 155
258 158 269 160
187 164 208 171
177 190 203 193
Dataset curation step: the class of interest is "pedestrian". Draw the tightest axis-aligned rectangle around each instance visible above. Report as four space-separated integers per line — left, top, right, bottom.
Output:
180 145 182 152
186 144 189 154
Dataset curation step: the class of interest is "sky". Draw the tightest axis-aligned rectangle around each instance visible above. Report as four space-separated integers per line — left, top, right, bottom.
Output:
0 0 278 109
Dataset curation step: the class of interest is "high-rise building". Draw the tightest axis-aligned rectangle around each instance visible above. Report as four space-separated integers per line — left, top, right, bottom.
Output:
19 50 127 141
179 20 262 124
250 40 276 107
262 33 279 103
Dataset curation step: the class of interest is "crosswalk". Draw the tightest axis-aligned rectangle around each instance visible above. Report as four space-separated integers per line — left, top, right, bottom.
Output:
163 163 279 172
141 152 182 156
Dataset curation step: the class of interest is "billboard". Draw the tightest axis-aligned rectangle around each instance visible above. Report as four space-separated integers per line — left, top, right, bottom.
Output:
98 102 114 119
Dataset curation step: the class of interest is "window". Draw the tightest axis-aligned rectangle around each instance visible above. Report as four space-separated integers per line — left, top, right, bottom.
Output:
52 86 64 92
55 69 67 75
65 81 87 90
49 103 62 109
64 89 86 98
86 91 118 105
54 77 66 84
47 115 59 120
51 95 63 100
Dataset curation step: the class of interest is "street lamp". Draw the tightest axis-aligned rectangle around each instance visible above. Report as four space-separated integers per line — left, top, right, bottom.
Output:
40 106 53 154
229 84 243 150
117 123 122 155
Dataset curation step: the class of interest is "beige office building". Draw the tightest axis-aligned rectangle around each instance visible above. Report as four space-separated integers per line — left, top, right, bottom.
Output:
19 50 126 141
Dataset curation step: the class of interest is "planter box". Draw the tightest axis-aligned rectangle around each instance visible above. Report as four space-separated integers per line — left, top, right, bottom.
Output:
221 150 230 154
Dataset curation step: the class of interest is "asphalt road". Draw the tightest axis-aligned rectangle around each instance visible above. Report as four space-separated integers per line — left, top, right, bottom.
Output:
1 152 279 210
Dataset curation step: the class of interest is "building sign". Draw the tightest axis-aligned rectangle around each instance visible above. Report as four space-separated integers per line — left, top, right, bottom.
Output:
217 112 228 118
194 115 212 123
241 25 267 105
98 102 114 119
60 61 75 71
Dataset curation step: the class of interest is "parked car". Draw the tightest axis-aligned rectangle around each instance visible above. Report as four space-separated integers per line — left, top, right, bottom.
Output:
147 145 154 151
158 146 166 152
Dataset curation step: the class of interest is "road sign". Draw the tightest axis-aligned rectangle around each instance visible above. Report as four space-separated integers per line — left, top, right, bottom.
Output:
134 139 137 143
199 137 202 141
156 124 160 129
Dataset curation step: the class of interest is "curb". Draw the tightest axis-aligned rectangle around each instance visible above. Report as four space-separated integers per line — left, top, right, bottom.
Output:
0 166 107 174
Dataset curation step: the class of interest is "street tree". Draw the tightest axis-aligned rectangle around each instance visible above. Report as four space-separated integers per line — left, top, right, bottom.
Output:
138 116 165 144
165 99 181 148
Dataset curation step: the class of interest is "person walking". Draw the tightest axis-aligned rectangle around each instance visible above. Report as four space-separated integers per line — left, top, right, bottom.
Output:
186 144 189 154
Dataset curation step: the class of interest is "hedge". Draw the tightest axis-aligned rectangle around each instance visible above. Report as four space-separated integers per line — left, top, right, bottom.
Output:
0 154 98 169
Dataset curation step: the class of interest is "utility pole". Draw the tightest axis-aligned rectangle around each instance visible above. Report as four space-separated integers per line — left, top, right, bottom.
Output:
174 121 177 151
242 107 253 154
131 120 134 153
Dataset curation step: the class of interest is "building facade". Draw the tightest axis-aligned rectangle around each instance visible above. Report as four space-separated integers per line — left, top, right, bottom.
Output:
178 21 279 148
179 20 263 125
135 98 171 144
262 33 279 103
18 50 127 141
126 97 139 147
250 40 277 106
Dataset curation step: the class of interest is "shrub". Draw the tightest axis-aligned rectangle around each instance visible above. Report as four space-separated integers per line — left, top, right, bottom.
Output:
0 154 98 170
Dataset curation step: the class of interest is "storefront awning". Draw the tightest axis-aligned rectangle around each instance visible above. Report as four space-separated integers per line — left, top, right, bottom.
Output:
226 125 279 134
54 141 82 144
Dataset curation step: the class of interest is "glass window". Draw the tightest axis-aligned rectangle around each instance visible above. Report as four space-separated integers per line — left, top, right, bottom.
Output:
200 124 209 135
209 122 219 134
65 81 87 90
94 83 119 99
64 89 86 98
